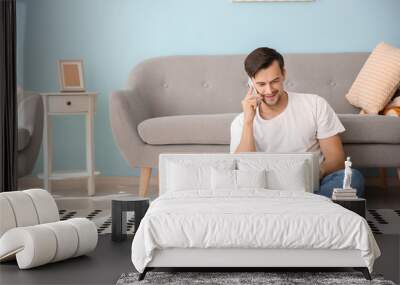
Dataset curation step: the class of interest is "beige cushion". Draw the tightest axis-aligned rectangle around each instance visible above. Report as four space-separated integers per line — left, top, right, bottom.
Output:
138 113 236 145
338 114 400 144
345 42 400 114
138 113 400 145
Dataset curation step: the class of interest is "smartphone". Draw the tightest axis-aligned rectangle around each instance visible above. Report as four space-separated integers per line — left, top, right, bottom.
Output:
247 78 256 96
248 77 260 105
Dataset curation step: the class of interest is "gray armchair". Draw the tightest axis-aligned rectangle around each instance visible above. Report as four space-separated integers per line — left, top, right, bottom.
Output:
17 88 43 178
110 54 400 197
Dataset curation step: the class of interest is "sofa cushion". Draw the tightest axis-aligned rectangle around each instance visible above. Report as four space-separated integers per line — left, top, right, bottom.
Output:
338 114 400 144
138 113 237 145
138 113 400 145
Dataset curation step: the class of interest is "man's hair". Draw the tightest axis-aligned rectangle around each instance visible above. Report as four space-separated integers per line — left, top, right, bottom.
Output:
244 47 285 78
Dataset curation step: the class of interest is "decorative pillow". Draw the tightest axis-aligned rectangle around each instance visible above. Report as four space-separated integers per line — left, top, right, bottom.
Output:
238 159 308 191
211 168 267 190
383 94 400 117
236 169 267 189
266 161 307 191
167 162 209 191
346 42 400 114
211 168 236 190
167 160 235 192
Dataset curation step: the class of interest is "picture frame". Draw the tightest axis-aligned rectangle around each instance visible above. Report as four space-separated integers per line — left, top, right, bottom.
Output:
58 59 86 92
233 0 313 2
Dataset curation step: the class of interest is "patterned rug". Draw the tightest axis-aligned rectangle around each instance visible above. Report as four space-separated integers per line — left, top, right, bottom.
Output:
59 209 135 235
59 208 400 235
366 209 400 235
116 271 395 285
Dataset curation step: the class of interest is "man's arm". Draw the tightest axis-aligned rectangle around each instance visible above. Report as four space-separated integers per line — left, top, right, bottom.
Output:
234 121 256 153
233 85 260 153
319 134 345 178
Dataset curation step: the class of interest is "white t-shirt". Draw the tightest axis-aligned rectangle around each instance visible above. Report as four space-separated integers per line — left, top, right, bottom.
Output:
230 92 345 164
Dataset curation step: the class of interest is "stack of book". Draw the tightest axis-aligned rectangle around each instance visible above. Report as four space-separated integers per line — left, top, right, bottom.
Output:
332 188 358 200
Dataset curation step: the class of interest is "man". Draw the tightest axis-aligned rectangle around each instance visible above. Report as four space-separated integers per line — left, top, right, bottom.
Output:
230 47 365 198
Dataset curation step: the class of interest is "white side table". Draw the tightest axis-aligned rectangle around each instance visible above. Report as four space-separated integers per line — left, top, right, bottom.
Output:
39 92 99 196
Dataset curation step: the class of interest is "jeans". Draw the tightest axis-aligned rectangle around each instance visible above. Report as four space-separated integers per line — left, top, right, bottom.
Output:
317 169 365 198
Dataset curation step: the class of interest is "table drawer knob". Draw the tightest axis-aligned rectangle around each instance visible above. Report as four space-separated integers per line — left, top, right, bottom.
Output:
66 101 71 106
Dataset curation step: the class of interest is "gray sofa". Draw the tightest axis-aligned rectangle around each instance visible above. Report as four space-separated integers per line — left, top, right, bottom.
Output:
17 88 43 178
110 53 400 196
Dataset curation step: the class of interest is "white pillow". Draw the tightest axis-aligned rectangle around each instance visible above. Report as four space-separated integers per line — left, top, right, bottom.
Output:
211 168 267 190
266 162 307 191
167 163 209 191
167 160 235 192
211 168 236 190
237 169 267 189
238 159 308 191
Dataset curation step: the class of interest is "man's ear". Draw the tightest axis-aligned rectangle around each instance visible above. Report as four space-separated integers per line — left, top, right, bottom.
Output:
281 68 286 79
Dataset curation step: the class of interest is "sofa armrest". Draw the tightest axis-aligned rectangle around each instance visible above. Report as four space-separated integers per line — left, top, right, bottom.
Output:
17 128 31 151
17 92 42 136
109 89 151 168
17 92 44 177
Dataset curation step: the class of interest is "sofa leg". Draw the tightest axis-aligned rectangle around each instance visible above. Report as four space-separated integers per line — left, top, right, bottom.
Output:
139 167 151 197
354 267 371 280
379 168 387 190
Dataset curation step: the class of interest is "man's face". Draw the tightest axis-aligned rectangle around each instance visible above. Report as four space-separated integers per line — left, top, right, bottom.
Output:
251 60 286 106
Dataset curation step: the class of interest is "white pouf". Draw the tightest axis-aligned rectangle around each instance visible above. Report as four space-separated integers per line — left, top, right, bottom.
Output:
0 196 17 237
1 191 40 227
66 218 98 257
0 189 98 269
24 188 60 223
0 218 98 269
42 221 79 262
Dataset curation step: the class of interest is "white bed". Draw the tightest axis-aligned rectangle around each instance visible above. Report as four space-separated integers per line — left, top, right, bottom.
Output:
131 153 380 281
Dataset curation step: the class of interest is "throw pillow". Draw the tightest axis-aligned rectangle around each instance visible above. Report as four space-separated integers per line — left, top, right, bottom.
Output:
236 169 267 189
167 162 210 191
211 168 236 190
238 159 308 191
211 168 267 190
346 42 400 114
166 159 235 192
266 161 307 191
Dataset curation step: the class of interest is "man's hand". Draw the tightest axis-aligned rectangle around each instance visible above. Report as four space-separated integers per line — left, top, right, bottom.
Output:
319 134 345 179
241 87 260 124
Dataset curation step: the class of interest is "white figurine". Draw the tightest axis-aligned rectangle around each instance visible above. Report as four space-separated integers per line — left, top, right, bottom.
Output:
342 157 352 190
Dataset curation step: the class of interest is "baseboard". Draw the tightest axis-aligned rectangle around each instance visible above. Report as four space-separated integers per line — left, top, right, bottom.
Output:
18 175 399 193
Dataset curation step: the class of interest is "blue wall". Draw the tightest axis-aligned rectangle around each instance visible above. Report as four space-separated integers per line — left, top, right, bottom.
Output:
17 0 400 177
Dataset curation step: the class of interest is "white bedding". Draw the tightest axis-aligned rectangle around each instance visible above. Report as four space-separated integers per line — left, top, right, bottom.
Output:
131 190 380 273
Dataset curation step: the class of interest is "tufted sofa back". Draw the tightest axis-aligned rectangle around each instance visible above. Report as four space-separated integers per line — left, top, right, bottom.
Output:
126 53 368 117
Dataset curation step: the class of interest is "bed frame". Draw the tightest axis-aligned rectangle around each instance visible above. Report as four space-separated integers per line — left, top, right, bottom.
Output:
140 248 371 280
138 153 371 281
